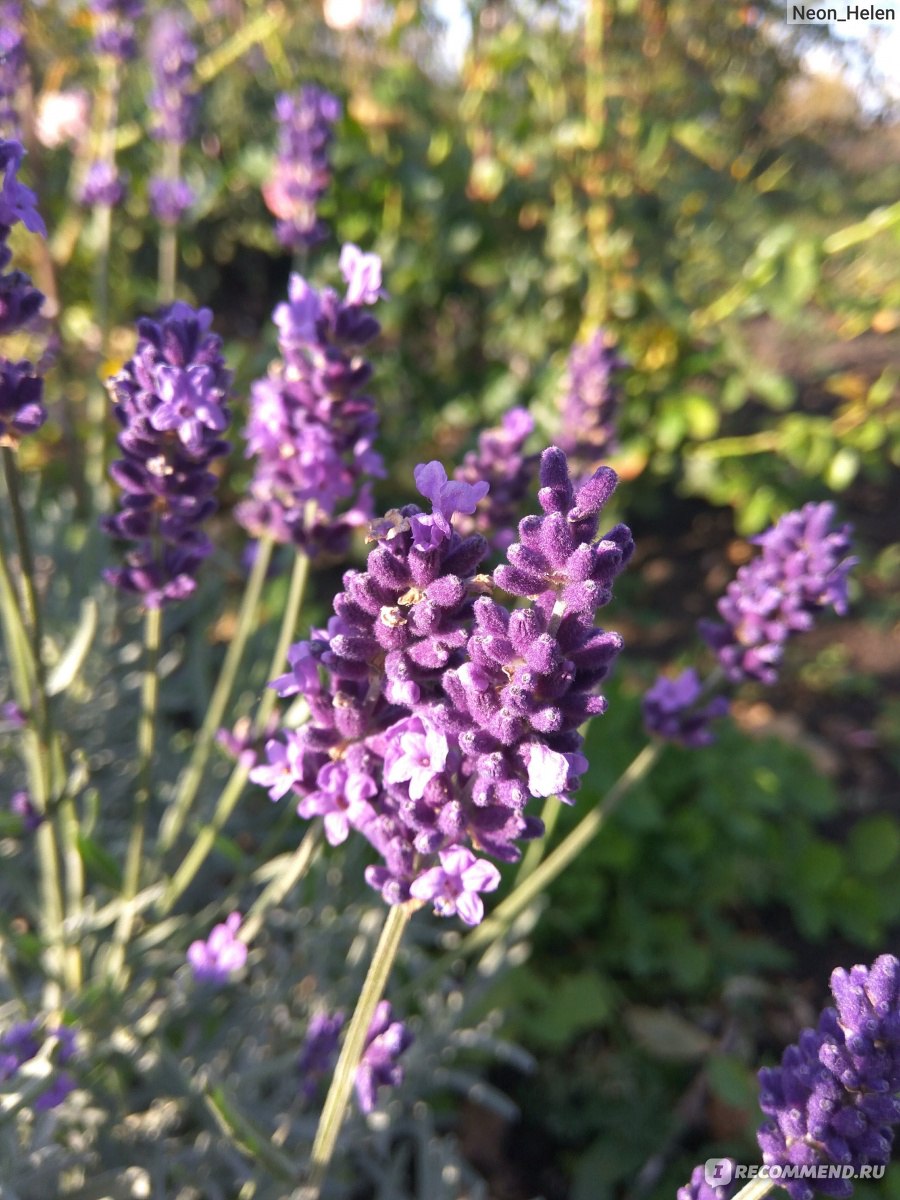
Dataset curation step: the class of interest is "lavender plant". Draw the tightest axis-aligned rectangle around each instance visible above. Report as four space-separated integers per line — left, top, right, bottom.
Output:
0 24 891 1200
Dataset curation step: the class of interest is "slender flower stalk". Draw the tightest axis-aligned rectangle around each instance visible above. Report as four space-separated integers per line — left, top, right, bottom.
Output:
106 605 162 984
304 903 412 1198
158 548 310 915
158 532 276 853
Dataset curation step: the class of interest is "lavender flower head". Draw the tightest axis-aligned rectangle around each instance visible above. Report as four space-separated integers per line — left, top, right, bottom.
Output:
454 406 537 552
187 913 247 985
0 2 25 137
642 669 729 748
297 1011 345 1102
0 139 46 446
78 160 127 209
252 446 632 921
0 1018 78 1111
700 503 856 685
677 1163 736 1200
355 1001 413 1114
756 954 900 1200
147 10 197 225
264 85 340 251
236 244 385 561
103 302 231 608
557 330 625 476
90 0 143 61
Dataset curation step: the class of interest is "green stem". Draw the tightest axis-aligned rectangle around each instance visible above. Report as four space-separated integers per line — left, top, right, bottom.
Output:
85 55 121 509
2 449 43 653
304 903 412 1198
107 605 163 984
239 824 321 946
159 534 275 854
732 1179 774 1200
158 142 181 305
158 550 309 915
462 741 663 959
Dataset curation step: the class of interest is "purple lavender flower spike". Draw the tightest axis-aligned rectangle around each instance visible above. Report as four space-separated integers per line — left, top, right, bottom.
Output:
237 250 385 561
0 139 46 446
410 845 500 926
700 503 856 685
102 302 232 608
557 330 625 477
90 0 143 62
642 669 729 747
264 86 341 250
187 913 248 985
297 1011 345 1102
0 3 26 137
355 1001 413 1114
79 160 127 209
148 11 197 145
757 955 900 1200
149 176 195 225
454 407 536 551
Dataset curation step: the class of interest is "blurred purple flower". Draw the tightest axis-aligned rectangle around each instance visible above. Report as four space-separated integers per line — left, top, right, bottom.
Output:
355 1001 413 1114
297 1011 345 1101
557 330 625 476
642 668 729 747
11 790 42 833
454 406 537 551
187 913 247 985
0 1019 78 1111
149 176 194 225
90 0 143 61
0 2 25 137
700 503 856 685
78 160 126 209
264 85 340 250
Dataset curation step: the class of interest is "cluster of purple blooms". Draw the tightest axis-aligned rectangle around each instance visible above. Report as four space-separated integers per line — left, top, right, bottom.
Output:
264 85 341 251
0 2 25 137
147 10 197 225
187 912 248 985
297 1001 412 1114
0 1019 78 1111
453 406 537 552
0 138 47 446
79 160 127 210
557 329 625 477
700 502 856 686
102 302 232 608
236 244 385 561
251 446 633 922
90 0 143 62
679 955 900 1200
644 502 856 747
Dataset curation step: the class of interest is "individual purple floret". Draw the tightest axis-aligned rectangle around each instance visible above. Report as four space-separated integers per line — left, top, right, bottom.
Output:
355 1001 413 1114
677 1163 736 1200
0 138 45 240
90 0 143 61
0 1019 78 1111
263 85 340 251
236 248 385 561
79 160 126 209
557 330 625 476
187 913 248 985
0 2 26 137
410 845 501 926
700 503 856 686
454 407 537 551
756 955 900 1200
102 302 231 608
297 1011 345 1102
642 669 729 747
256 447 631 920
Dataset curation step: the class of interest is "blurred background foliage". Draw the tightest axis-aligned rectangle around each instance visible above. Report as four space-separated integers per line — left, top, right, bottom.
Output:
8 0 900 1195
